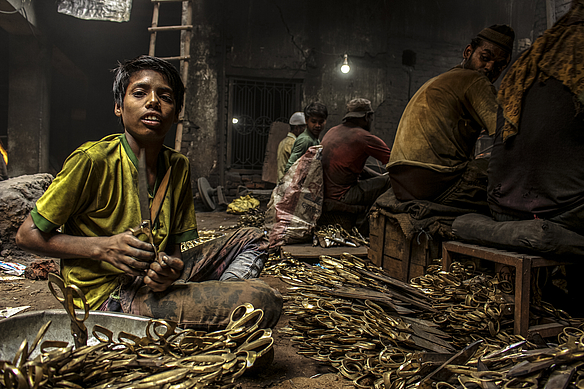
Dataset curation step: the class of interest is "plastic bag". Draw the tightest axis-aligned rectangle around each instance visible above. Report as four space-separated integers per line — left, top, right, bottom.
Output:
227 195 260 214
56 0 132 22
264 145 324 248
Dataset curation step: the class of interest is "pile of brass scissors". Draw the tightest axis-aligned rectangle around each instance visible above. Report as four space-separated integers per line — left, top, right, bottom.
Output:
128 148 172 264
0 303 273 388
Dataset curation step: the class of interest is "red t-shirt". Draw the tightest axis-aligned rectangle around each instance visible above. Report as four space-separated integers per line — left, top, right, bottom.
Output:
321 123 390 200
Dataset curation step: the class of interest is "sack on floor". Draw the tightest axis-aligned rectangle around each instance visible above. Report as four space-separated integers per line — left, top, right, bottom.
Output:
264 145 324 248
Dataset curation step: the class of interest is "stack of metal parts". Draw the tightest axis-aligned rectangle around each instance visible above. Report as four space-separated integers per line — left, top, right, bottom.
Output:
0 304 273 388
181 230 225 252
263 253 584 388
313 225 369 248
235 208 265 229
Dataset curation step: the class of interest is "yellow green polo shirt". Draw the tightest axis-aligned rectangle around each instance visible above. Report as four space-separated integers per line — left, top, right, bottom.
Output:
31 134 198 309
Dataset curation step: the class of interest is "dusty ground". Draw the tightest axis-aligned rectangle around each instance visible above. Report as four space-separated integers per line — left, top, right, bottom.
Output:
0 211 353 389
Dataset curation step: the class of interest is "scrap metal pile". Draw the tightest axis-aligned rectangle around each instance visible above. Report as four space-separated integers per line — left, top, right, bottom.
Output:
313 225 369 248
0 304 272 389
181 230 225 252
263 253 584 388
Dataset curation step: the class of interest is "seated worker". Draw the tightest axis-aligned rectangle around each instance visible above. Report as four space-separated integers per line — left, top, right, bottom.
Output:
387 25 515 213
284 102 328 172
489 1 584 235
321 98 391 208
15 55 282 331
276 111 305 181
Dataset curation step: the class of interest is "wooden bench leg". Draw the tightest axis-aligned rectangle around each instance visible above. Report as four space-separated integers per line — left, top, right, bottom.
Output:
514 257 532 337
442 243 453 272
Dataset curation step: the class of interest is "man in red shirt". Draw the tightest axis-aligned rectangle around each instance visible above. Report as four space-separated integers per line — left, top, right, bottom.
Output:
321 98 391 208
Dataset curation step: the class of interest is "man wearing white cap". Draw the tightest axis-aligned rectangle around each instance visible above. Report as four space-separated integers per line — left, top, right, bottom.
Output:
277 112 306 181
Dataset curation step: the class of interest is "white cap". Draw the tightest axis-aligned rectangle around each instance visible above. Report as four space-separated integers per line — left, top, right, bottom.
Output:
289 112 306 125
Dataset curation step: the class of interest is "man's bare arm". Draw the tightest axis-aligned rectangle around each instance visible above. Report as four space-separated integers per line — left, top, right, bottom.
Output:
15 214 152 276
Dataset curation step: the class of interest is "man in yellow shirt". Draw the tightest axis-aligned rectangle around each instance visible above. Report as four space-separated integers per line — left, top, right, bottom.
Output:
387 25 514 213
16 56 281 330
276 112 305 181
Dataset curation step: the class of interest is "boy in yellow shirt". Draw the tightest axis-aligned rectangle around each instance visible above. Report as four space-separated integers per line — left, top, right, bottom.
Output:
16 55 281 330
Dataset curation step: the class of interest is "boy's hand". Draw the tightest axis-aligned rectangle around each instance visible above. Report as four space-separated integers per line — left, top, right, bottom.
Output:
98 231 155 276
144 252 184 292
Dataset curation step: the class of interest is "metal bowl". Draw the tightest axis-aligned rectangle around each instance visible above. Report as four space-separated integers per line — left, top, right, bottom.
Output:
0 309 151 360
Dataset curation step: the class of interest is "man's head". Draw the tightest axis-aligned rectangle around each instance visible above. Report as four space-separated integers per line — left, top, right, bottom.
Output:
112 56 185 143
462 25 515 83
343 98 374 131
289 111 306 136
304 102 328 138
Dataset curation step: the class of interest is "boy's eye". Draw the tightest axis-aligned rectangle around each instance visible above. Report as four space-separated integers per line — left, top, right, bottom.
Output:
160 95 173 102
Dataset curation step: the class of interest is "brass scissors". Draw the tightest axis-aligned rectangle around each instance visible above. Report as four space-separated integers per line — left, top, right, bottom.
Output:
48 273 89 349
235 328 274 358
225 303 264 340
129 148 172 264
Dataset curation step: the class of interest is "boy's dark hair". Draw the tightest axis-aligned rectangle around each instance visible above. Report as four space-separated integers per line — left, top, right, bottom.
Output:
304 102 328 119
112 55 185 113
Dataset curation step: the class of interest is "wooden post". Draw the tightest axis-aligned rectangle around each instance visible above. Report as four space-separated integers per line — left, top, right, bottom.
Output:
149 2 160 56
174 0 192 152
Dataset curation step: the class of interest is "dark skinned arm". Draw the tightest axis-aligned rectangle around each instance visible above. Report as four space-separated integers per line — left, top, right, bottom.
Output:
15 214 153 277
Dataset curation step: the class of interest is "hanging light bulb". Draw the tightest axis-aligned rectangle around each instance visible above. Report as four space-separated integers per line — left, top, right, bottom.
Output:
341 54 350 74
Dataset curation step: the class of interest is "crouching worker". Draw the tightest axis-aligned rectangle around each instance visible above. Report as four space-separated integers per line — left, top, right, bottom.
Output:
15 55 282 332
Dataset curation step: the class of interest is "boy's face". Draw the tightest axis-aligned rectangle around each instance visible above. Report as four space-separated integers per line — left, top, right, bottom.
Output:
306 115 326 138
114 69 178 144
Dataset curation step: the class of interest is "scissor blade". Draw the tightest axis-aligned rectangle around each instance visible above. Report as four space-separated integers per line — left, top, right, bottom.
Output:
418 339 483 388
150 166 172 225
137 148 151 223
544 366 575 389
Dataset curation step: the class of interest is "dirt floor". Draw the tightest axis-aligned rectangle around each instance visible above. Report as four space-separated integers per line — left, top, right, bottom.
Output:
0 211 353 389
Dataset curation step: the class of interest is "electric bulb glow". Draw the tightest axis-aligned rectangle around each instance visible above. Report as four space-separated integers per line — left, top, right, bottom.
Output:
341 54 350 73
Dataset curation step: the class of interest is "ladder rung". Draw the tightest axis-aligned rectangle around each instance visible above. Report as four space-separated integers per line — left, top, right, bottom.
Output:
149 25 192 32
157 55 191 61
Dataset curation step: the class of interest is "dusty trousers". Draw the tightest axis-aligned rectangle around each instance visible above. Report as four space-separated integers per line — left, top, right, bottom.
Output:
123 227 283 331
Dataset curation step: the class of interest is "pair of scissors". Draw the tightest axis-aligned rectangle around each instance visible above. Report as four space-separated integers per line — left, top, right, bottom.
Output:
129 148 172 264
48 273 89 349
225 303 265 340
235 328 274 358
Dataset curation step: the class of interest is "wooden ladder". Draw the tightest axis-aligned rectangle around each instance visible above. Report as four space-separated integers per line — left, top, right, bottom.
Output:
148 0 193 152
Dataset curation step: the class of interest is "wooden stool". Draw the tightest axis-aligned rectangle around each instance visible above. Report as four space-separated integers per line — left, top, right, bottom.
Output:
442 241 567 338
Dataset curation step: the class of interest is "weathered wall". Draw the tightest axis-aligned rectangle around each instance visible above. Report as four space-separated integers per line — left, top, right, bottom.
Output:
7 35 51 177
183 0 538 195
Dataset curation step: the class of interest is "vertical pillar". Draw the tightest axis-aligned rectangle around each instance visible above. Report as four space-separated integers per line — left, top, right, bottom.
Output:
7 35 51 176
546 0 556 30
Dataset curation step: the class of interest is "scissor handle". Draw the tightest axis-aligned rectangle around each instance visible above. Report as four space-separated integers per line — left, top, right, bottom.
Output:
129 221 158 262
236 328 274 358
48 272 67 304
2 363 27 389
146 319 177 341
48 273 89 324
92 325 114 344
